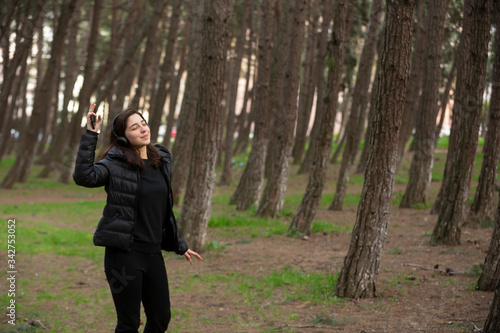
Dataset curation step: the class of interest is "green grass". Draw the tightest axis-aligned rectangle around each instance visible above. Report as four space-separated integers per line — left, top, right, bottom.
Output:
190 266 342 311
0 219 103 262
311 220 351 234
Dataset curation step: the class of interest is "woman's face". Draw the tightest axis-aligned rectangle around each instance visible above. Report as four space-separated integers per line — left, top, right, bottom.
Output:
125 113 150 149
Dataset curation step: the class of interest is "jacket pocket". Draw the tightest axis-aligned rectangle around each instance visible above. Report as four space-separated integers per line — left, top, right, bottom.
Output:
96 213 120 233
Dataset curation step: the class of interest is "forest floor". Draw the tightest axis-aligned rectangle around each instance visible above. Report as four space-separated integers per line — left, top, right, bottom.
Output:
0 148 497 333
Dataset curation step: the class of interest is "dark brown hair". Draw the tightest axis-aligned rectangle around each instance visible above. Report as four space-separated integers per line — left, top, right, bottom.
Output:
98 107 162 171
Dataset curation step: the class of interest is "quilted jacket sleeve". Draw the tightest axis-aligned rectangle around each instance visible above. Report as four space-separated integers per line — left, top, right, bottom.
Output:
73 130 110 188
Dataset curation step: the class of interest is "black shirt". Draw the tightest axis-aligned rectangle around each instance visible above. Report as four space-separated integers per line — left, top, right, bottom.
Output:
132 159 169 253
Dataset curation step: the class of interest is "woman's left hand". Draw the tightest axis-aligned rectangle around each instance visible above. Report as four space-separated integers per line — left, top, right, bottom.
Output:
183 249 202 265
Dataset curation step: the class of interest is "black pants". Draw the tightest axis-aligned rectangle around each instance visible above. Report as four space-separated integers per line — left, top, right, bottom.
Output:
104 248 171 333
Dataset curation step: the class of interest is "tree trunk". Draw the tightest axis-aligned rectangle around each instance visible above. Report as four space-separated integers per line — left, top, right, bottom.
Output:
264 0 293 180
288 0 348 235
177 0 234 253
483 281 500 332
334 0 414 299
329 0 383 211
0 1 47 161
468 7 500 224
435 59 457 139
37 8 82 177
2 0 80 189
59 0 104 185
298 0 335 175
233 33 255 155
130 0 168 110
171 0 205 204
397 0 426 164
430 1 475 216
256 0 307 218
149 0 183 143
356 26 385 174
229 0 276 210
292 0 319 165
431 0 492 245
477 198 500 291
399 0 448 208
219 0 253 185
162 4 192 148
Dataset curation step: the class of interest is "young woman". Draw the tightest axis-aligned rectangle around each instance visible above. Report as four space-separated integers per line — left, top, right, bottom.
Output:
73 104 202 332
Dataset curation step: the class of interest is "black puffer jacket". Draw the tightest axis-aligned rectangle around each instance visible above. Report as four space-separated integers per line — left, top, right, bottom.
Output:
73 130 188 255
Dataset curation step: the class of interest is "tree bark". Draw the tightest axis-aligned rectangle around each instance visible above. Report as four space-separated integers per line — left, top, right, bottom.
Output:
477 198 500 291
298 0 335 175
171 0 205 204
397 0 426 164
468 6 500 223
431 0 492 245
334 0 414 299
288 0 348 235
162 2 192 148
292 0 319 165
229 0 276 210
257 0 307 218
264 0 293 180
399 0 448 208
37 8 82 177
483 281 500 332
2 0 80 189
329 0 383 211
149 0 183 143
219 0 253 185
177 0 234 252
356 26 385 175
130 0 168 110
0 1 47 162
431 1 475 216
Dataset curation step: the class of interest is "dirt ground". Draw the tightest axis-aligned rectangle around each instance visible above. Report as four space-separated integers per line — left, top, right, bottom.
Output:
0 175 496 332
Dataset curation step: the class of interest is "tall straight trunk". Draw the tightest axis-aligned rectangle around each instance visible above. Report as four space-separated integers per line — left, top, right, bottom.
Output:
356 26 385 174
397 0 426 163
37 8 82 177
477 197 500 291
219 0 253 185
177 0 234 252
2 0 80 189
329 0 383 211
431 0 492 245
469 8 500 223
0 52 28 162
171 0 205 204
264 0 293 180
298 0 335 175
334 0 415 299
99 2 147 143
162 23 190 148
59 0 105 185
289 0 348 235
0 1 47 160
150 0 183 143
257 0 307 217
431 2 474 216
400 0 448 208
130 0 168 109
229 0 276 210
292 0 319 165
